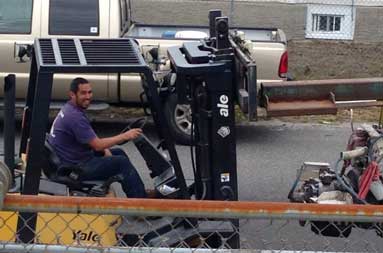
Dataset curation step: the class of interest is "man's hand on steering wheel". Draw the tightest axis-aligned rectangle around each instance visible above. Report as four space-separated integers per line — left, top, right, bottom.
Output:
119 117 147 145
122 128 142 142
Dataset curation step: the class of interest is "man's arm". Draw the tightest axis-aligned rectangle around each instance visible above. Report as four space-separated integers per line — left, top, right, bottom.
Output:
88 128 142 151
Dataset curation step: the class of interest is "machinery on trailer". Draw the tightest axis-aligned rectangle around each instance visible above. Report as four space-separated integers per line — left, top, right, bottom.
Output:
288 122 383 237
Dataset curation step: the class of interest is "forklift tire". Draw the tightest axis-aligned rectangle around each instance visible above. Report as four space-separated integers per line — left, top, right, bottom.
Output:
163 93 192 145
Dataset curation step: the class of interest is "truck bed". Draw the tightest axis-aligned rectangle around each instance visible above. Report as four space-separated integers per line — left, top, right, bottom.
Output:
126 23 286 43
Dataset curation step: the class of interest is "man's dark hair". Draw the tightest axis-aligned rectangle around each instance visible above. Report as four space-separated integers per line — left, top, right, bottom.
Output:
70 77 89 93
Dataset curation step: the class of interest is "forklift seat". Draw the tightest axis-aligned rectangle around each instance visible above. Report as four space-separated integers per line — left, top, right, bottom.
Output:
43 140 122 196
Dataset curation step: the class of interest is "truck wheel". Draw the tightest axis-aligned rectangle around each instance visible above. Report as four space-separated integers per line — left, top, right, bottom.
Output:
164 93 192 145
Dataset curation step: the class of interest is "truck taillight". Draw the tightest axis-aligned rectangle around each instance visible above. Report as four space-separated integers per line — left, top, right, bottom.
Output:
278 51 288 78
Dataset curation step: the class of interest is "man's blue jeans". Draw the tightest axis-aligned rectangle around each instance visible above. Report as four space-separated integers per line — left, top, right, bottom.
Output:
80 148 147 198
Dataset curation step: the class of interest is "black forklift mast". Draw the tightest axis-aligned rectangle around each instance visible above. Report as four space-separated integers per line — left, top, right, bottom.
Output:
165 11 241 248
168 10 238 202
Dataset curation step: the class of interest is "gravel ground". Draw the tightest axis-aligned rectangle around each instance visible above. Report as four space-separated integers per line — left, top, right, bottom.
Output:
289 40 383 81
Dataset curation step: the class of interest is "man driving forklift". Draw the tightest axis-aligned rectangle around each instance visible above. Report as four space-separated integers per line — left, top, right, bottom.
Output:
15 10 242 246
48 77 147 198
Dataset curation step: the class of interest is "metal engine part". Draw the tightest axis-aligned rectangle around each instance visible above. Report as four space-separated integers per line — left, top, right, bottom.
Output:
288 124 383 237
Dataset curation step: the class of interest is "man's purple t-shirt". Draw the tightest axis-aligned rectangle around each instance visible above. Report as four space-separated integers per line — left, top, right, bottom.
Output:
48 102 96 165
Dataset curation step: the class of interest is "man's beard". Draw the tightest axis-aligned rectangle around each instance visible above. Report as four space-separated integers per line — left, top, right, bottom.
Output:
76 98 90 109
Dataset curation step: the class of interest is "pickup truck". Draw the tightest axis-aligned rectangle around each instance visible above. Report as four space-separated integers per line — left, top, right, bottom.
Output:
0 0 288 144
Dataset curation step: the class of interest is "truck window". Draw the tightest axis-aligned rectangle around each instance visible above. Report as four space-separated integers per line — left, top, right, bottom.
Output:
120 0 130 34
120 0 127 30
49 0 99 36
0 0 33 34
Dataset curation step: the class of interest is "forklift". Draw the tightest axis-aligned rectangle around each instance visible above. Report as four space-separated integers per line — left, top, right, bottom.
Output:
0 10 256 248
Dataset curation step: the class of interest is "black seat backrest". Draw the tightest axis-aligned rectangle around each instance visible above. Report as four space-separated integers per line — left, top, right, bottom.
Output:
43 141 92 189
43 140 62 179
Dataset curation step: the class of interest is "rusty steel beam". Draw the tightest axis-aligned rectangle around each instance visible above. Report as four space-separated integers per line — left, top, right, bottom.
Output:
261 78 383 102
265 100 337 117
3 194 383 222
260 78 383 117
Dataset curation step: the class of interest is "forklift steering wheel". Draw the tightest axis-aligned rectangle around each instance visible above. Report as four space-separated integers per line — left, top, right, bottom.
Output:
119 117 147 145
120 117 147 133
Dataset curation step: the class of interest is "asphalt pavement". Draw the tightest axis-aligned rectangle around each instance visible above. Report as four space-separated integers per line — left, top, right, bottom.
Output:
0 119 354 201
92 120 352 202
68 120 383 251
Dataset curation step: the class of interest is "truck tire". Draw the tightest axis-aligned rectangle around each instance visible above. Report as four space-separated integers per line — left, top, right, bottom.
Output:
163 93 192 145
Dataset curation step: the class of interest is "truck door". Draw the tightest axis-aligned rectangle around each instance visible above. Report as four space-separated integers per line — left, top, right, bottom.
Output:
40 0 110 102
0 0 41 99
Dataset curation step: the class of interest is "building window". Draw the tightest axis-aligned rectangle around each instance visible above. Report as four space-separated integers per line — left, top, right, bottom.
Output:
306 4 355 40
49 0 99 36
0 0 33 34
313 14 342 32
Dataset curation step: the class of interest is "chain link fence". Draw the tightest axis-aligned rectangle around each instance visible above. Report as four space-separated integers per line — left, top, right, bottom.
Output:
2 1 383 252
130 0 383 42
131 0 383 81
1 195 383 252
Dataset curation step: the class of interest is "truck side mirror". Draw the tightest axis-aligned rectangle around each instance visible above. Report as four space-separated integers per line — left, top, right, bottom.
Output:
14 43 32 63
148 47 159 62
